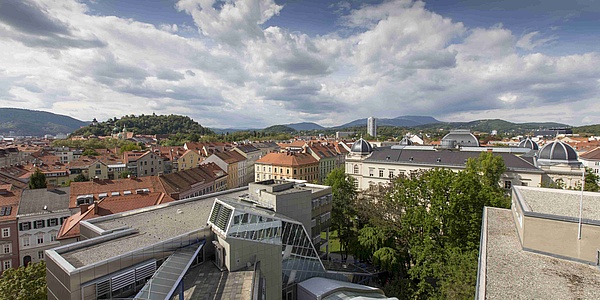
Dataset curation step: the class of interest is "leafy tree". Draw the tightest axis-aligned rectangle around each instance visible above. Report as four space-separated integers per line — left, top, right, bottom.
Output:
119 171 131 179
0 261 46 300
73 174 87 182
324 168 358 261
584 167 600 192
81 149 99 156
119 143 142 154
28 169 47 189
355 152 509 299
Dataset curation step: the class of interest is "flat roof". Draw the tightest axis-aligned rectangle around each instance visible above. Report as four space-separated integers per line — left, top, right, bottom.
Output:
481 207 600 299
59 188 249 268
516 186 600 221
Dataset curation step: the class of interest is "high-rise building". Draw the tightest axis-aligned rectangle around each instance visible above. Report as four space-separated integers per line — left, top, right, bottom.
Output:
367 117 376 137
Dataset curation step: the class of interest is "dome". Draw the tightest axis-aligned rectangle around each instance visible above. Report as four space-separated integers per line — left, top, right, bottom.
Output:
518 138 539 150
351 138 372 154
399 136 413 145
441 129 479 147
537 140 579 166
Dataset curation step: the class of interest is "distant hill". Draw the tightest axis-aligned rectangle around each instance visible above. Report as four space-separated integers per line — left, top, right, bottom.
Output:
70 114 212 137
336 115 441 129
285 122 325 131
414 119 569 133
262 125 297 133
0 108 87 137
573 124 600 136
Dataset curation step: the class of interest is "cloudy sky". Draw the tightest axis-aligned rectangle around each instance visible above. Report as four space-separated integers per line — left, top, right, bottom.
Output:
1 0 599 128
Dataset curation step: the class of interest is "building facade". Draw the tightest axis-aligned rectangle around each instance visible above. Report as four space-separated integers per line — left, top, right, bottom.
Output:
255 152 319 183
367 117 376 138
17 187 70 266
0 185 20 275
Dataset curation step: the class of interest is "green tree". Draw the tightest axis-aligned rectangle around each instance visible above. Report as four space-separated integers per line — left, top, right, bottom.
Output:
81 149 99 156
73 174 87 182
119 171 131 179
324 168 358 261
119 143 142 154
0 261 46 300
28 169 47 189
584 167 600 192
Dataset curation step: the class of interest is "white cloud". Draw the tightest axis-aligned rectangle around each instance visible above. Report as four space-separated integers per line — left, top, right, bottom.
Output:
0 0 598 129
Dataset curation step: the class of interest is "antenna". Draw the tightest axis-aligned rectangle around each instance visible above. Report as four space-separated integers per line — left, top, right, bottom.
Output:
578 167 585 240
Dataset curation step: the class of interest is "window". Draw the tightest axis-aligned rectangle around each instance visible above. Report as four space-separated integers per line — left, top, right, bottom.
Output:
96 164 101 169
379 169 384 177
37 233 44 244
34 220 45 229
95 169 101 175
3 260 11 271
1 228 9 238
50 233 57 242
369 168 374 177
389 170 394 178
22 237 30 247
47 218 58 227
353 165 359 174
504 180 512 189
3 243 11 254
38 251 44 259
353 180 359 188
19 222 31 231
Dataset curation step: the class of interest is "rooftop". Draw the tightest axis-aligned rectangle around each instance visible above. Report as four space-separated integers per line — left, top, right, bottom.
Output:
515 186 600 221
480 207 600 299
59 188 248 268
256 152 318 167
18 187 70 216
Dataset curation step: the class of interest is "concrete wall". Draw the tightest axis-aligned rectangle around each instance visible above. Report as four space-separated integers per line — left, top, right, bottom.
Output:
217 235 282 300
522 216 600 264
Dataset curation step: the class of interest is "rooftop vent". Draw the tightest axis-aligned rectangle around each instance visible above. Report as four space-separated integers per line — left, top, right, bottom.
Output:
111 191 120 196
123 190 132 195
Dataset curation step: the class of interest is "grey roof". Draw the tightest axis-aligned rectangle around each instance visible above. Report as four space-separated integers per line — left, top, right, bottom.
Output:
515 186 600 221
518 138 539 150
298 277 386 298
441 129 479 147
480 207 600 299
60 188 249 268
365 148 541 172
399 136 413 145
235 144 260 153
350 138 372 154
537 140 579 166
17 187 70 216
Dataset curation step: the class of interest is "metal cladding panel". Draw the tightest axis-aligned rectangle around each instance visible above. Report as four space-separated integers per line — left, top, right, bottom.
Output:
111 269 135 291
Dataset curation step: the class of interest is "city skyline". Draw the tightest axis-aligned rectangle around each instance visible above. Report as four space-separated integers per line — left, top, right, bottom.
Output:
1 0 599 128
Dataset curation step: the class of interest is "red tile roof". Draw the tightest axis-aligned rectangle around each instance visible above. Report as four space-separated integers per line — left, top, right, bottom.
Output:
256 152 318 167
0 187 20 222
159 163 227 196
214 151 246 164
68 176 168 209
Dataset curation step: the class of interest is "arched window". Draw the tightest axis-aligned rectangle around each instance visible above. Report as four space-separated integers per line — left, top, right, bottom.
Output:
353 165 359 174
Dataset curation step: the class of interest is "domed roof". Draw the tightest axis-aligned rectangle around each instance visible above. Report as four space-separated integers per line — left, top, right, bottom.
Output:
537 140 579 166
441 129 479 147
518 137 539 150
399 136 413 145
351 138 372 154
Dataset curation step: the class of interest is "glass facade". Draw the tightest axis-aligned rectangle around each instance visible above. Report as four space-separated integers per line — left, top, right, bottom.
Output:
208 199 329 291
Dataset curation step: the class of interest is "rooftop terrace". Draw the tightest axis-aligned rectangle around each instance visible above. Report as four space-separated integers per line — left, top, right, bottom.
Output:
516 186 600 221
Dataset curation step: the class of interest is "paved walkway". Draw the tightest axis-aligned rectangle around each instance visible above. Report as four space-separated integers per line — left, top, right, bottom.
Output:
181 262 254 300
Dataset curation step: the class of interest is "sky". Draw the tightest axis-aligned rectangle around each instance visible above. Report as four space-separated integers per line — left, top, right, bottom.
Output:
0 0 599 129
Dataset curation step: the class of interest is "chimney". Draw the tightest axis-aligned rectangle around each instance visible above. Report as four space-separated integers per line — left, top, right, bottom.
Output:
46 184 56 191
80 204 90 214
93 201 99 214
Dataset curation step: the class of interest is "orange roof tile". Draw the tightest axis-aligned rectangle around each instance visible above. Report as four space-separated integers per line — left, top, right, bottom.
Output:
68 176 168 209
256 152 318 167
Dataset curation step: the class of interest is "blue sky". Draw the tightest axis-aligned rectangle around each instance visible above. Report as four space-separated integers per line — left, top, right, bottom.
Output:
0 0 599 128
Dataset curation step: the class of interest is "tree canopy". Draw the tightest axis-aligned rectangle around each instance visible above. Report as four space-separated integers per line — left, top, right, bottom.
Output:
354 152 509 299
324 168 358 261
69 114 212 137
0 261 47 300
28 169 47 189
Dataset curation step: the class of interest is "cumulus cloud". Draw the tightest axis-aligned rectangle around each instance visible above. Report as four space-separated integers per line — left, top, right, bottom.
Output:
0 0 599 128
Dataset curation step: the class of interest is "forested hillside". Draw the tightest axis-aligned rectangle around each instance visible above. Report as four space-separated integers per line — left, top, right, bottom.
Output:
70 114 212 137
0 108 87 136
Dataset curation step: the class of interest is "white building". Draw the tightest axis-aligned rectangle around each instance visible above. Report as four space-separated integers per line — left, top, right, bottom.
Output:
17 187 71 266
367 117 376 138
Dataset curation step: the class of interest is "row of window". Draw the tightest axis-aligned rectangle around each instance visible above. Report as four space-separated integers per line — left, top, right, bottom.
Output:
258 165 318 175
19 217 68 231
22 232 57 247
